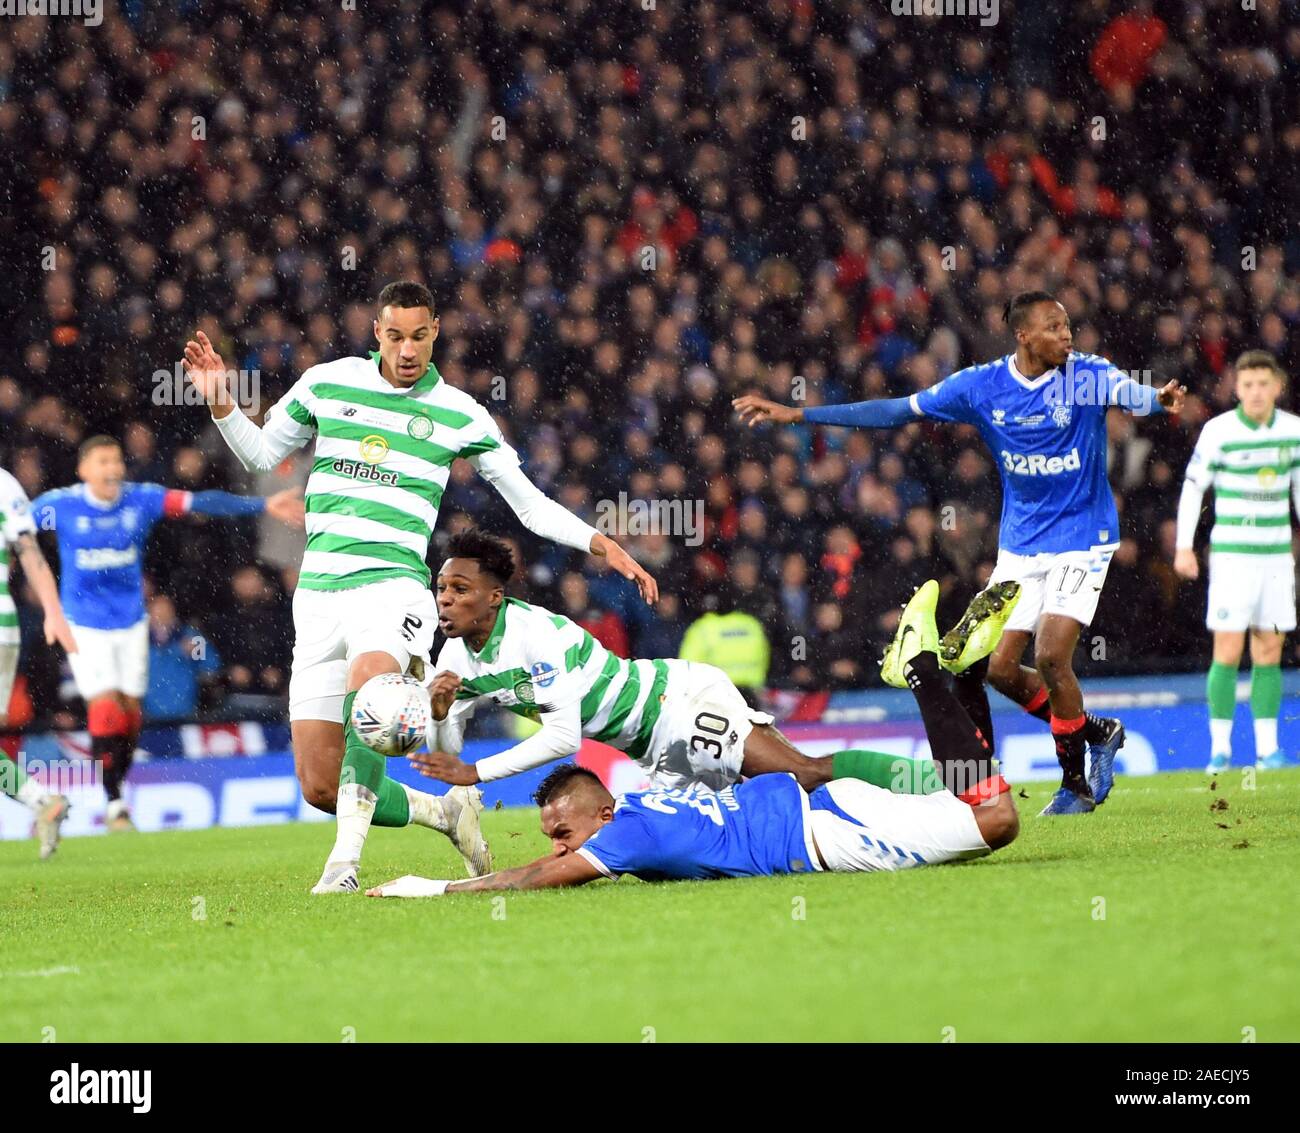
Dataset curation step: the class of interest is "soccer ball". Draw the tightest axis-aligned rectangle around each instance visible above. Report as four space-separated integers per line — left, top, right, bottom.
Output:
351 673 431 756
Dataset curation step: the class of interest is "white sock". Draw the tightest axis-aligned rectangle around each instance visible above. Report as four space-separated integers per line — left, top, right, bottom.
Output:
106 798 129 821
17 778 47 812
402 783 449 832
1206 722 1227 758
1209 718 1233 757
326 782 376 865
1254 716 1278 758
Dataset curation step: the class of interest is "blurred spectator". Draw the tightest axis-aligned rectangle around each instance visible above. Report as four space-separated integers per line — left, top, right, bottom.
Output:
679 588 770 704
559 572 629 659
143 594 222 721
208 567 291 697
807 602 868 691
635 593 686 660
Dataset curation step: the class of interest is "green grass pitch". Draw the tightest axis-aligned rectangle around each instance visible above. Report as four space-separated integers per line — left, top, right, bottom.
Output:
2 770 1297 1043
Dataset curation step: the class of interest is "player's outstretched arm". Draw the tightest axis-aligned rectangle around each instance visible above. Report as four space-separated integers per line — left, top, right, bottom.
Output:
733 393 918 429
476 452 659 604
182 330 315 472
364 851 601 896
184 488 305 526
1105 368 1186 417
12 533 77 654
409 697 582 785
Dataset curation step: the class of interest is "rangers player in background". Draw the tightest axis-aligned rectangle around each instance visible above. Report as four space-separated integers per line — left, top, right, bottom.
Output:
33 436 303 831
736 291 1186 815
1175 350 1300 773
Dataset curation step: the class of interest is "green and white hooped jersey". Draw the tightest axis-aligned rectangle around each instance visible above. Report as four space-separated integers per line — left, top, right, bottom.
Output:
1185 407 1300 558
440 598 679 761
0 468 37 645
265 354 512 591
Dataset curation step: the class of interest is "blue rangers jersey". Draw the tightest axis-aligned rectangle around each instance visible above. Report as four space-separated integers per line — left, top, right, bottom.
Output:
33 483 186 630
913 352 1156 554
576 773 820 881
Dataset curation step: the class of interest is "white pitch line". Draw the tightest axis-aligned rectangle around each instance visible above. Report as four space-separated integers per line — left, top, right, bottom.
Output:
0 965 81 980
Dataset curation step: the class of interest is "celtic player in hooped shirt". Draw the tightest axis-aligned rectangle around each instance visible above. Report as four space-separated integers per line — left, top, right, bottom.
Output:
182 281 659 894
735 291 1187 816
1175 350 1300 774
409 528 835 796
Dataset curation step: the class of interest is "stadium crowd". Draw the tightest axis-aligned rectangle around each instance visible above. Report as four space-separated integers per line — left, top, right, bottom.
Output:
3 0 1300 726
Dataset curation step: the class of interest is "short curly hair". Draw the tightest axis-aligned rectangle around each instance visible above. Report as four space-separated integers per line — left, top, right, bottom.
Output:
444 528 516 586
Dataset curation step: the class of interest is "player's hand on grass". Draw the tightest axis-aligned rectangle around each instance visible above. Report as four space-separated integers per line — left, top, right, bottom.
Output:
733 395 804 427
44 609 78 654
1156 380 1186 413
181 330 232 414
365 876 451 898
265 488 305 526
408 749 479 785
1173 548 1199 580
426 670 462 720
591 533 659 605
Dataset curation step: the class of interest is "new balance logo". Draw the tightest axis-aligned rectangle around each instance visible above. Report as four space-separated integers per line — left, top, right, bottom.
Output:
999 448 1081 476
341 407 358 417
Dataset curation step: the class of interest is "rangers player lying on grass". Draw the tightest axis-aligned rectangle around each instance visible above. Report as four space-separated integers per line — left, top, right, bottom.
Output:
369 579 1019 895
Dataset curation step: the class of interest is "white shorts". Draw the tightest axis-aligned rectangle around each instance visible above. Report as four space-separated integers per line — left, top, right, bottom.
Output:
1205 554 1296 633
68 619 149 700
641 661 774 792
289 577 437 722
990 542 1119 631
808 778 990 873
0 643 17 720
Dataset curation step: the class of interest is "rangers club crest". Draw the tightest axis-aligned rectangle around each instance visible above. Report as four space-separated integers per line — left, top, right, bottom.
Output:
1051 403 1071 428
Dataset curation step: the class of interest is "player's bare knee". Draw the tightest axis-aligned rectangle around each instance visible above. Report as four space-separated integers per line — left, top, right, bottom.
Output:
300 772 338 814
348 651 400 690
1034 649 1070 688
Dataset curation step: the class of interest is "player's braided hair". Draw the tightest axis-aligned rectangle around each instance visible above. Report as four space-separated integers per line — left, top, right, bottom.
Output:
533 763 604 807
1003 289 1058 332
445 528 516 585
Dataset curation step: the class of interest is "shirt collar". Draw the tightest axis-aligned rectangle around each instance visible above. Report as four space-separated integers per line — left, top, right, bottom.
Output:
1235 404 1275 431
469 600 511 664
83 484 121 510
369 351 441 394
1007 353 1061 390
